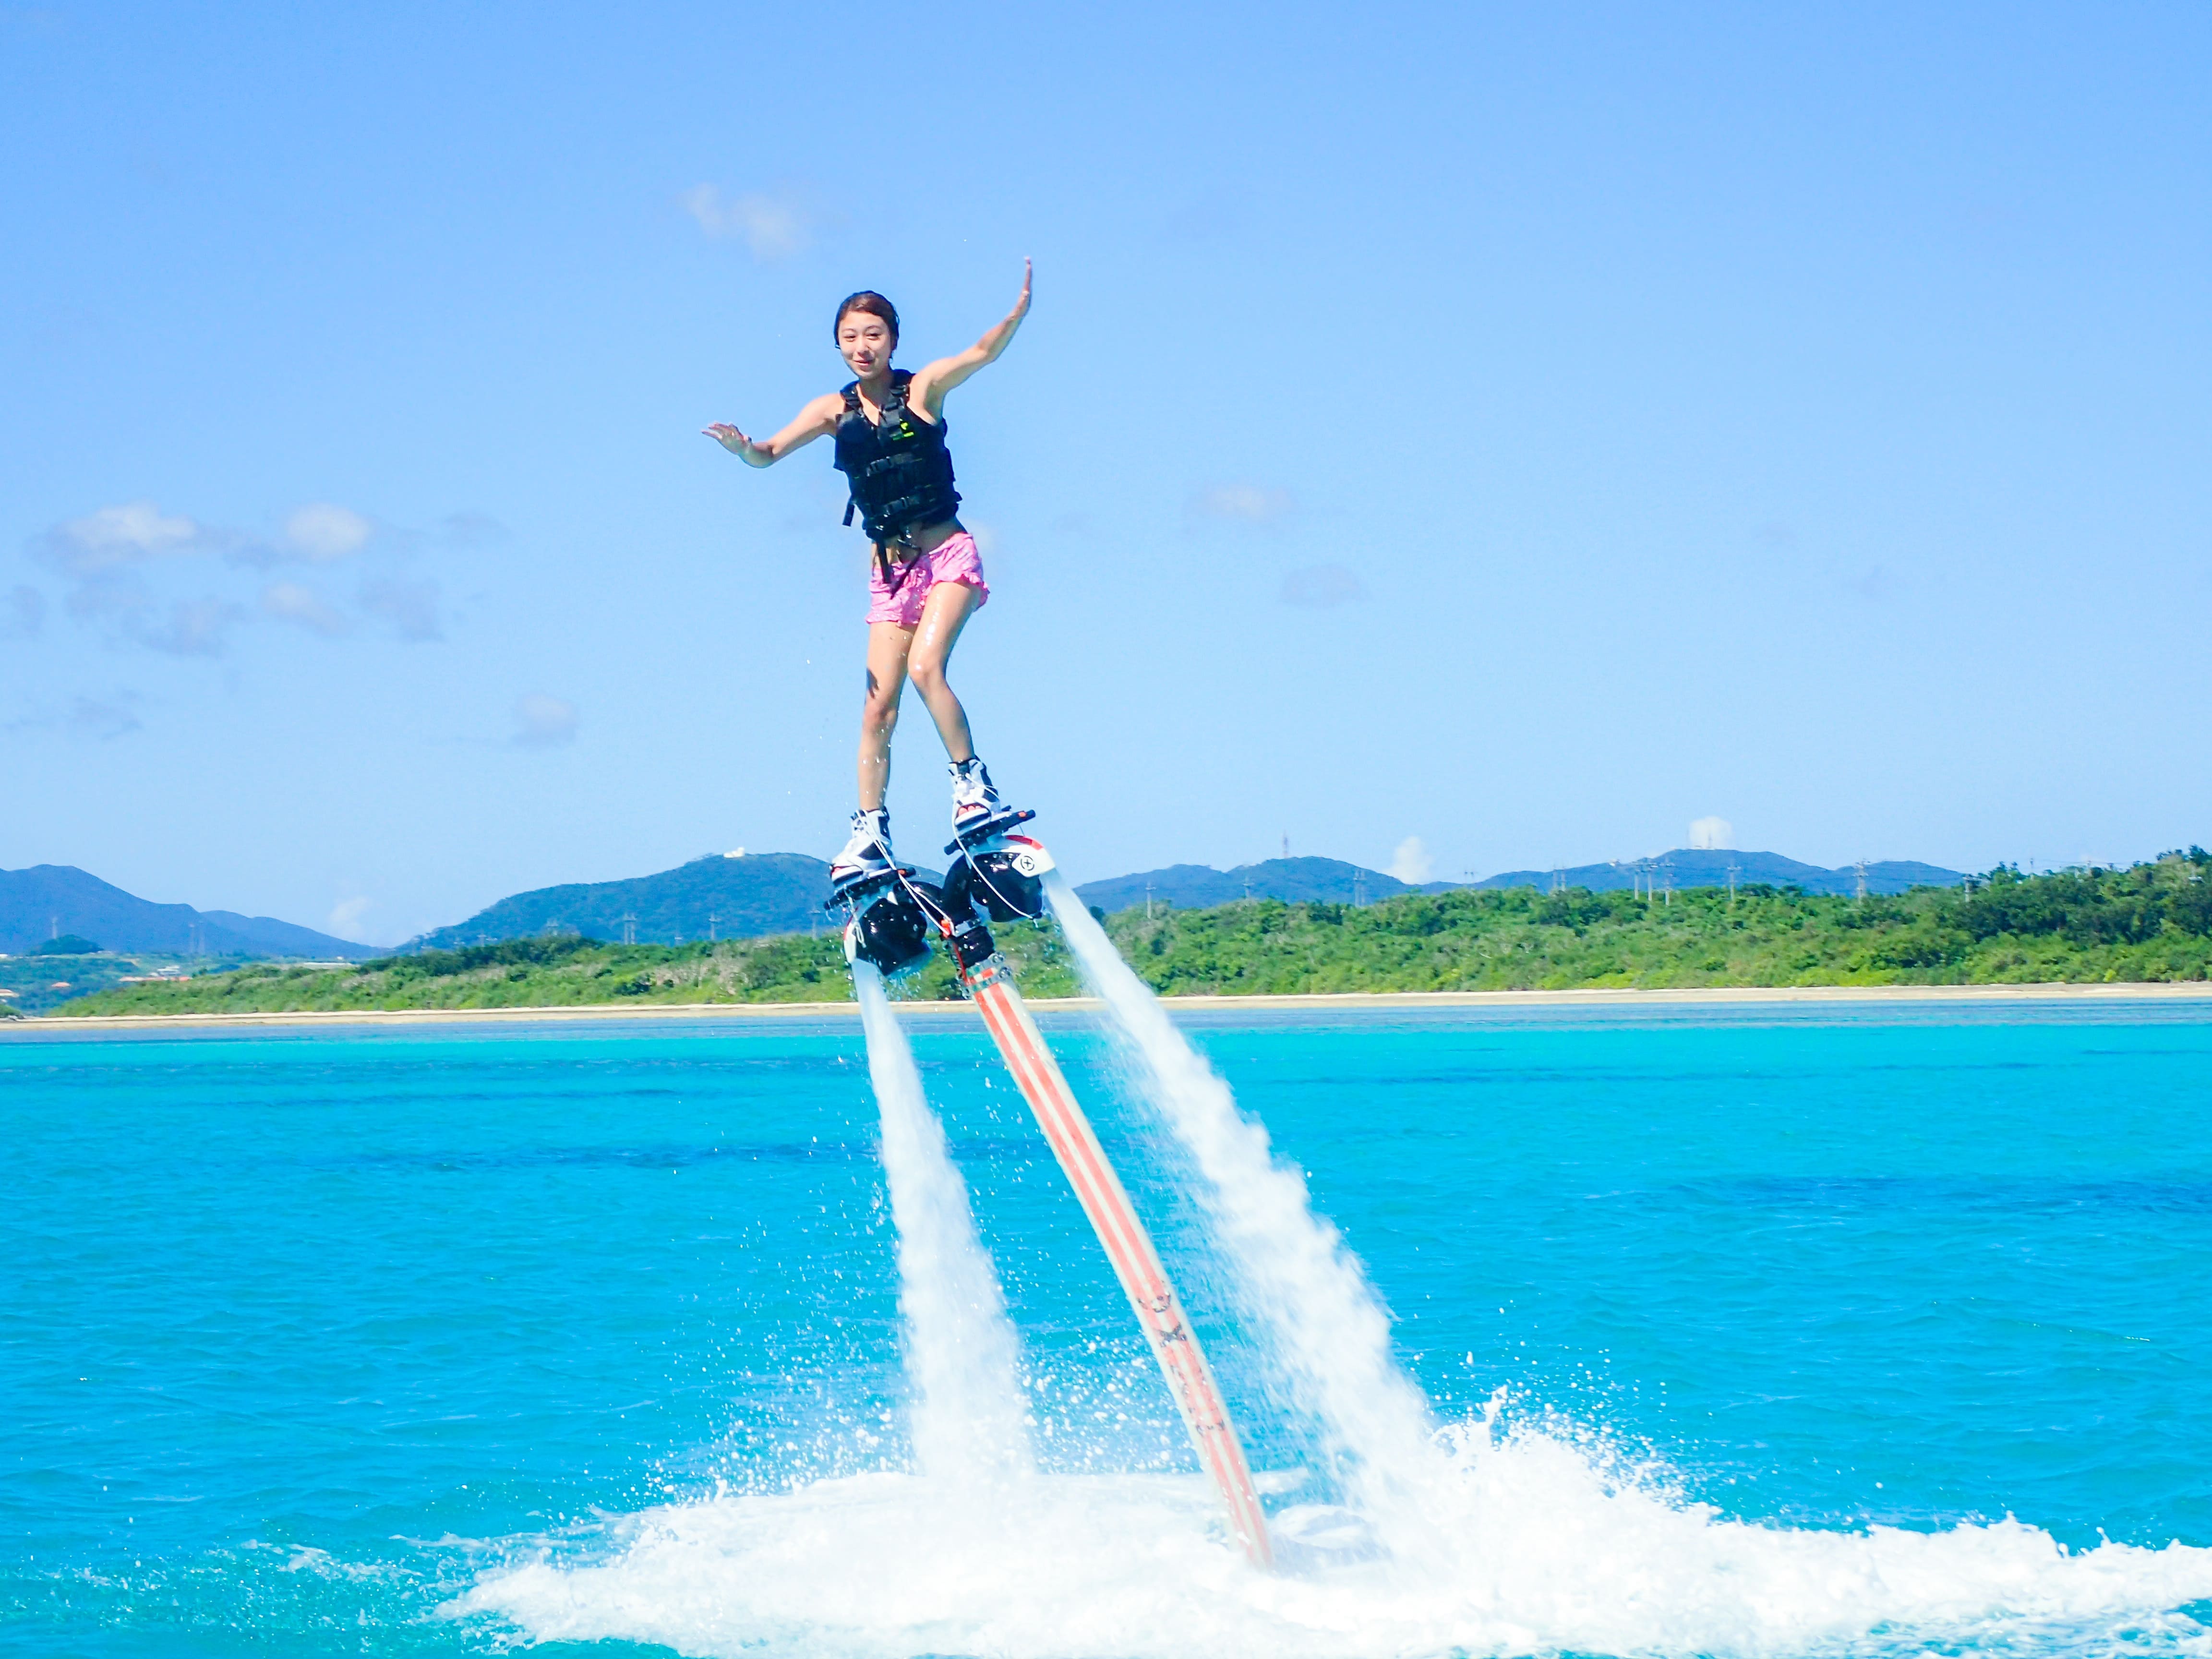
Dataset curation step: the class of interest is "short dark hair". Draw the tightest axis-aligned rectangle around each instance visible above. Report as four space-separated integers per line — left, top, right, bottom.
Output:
834 291 899 346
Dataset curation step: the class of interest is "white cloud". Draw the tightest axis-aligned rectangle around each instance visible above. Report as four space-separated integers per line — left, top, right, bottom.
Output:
1387 835 1434 884
512 693 578 747
327 896 373 938
1282 564 1366 607
284 503 373 561
1690 816 1735 850
1188 483 1292 524
360 577 442 641
262 581 351 637
682 184 811 261
37 500 206 574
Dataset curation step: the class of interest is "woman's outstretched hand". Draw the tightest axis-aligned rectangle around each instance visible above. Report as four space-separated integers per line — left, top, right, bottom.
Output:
703 423 767 464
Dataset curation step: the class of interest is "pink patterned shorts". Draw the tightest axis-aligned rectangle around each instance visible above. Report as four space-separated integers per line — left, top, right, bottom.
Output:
865 529 989 629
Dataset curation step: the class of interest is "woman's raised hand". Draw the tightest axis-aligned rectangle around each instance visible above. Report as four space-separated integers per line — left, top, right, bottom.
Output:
1008 257 1033 323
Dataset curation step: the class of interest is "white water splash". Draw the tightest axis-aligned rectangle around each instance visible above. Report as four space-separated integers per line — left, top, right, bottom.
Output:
1043 872 1444 1549
461 1410 2212 1658
854 963 1033 1481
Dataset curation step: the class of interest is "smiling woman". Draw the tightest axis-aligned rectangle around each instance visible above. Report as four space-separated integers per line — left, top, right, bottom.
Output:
705 262 1034 895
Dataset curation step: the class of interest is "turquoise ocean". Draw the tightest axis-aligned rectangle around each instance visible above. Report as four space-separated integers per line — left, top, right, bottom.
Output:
7 1000 2212 1657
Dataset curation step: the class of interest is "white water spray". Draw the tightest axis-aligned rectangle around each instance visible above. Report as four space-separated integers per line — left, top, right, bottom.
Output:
1044 873 1448 1543
853 963 1033 1481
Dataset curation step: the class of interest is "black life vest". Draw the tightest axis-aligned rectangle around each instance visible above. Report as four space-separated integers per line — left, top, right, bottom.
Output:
833 371 961 560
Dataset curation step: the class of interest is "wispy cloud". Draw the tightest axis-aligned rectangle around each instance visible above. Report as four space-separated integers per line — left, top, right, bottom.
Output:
682 184 812 261
1690 816 1734 850
3 691 146 740
1188 483 1293 525
283 503 373 562
1282 564 1366 607
69 694 144 739
512 693 578 747
29 498 453 654
139 597 245 656
360 577 442 642
263 580 351 637
437 511 509 548
36 500 214 575
2 585 43 639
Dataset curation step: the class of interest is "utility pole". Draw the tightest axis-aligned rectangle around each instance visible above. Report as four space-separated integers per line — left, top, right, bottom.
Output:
1145 881 1155 921
1281 834 1289 859
1727 862 1742 904
1352 872 1366 908
708 912 719 942
1242 876 1253 902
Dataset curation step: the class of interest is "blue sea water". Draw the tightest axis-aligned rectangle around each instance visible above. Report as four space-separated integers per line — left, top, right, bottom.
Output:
4 1000 2211 1657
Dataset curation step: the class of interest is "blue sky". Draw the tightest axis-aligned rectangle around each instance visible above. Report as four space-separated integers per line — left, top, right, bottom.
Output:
3 1 2207 945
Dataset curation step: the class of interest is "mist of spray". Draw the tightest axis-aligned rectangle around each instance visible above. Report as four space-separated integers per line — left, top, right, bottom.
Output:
1041 873 1443 1547
854 962 1034 1481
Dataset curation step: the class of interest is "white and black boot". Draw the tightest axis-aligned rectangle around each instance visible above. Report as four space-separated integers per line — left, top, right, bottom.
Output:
830 807 895 895
949 755 1030 847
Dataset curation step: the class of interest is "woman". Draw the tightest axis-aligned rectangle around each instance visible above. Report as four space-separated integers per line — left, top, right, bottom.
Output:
705 261 1032 893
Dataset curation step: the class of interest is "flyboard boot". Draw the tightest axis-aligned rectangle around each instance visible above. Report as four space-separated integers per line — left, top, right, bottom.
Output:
830 807 896 896
946 756 1035 856
826 808 949 982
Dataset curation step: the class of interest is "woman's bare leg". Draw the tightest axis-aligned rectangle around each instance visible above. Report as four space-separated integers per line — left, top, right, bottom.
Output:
858 622 914 811
904 580 981 762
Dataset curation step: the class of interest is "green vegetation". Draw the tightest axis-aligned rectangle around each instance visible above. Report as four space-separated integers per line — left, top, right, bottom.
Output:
45 853 2212 1018
54 926 1085 1017
1102 853 2212 994
1 950 181 1015
32 935 102 955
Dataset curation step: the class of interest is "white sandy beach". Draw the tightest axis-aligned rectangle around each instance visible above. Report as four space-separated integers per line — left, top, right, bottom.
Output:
9 979 2212 1032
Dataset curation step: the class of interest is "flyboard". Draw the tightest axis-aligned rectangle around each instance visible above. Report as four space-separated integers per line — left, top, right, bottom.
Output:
830 815 1273 1568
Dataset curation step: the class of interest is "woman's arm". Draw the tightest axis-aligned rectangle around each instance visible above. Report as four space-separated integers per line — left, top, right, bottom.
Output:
910 259 1032 417
703 391 843 467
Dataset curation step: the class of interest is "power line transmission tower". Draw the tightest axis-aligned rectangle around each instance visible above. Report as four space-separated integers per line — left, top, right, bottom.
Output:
1145 881 1155 921
708 912 719 942
1726 862 1742 904
619 913 637 946
1854 859 1869 903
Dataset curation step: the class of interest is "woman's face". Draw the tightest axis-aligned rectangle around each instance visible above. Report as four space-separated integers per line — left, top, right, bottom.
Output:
837 312 894 380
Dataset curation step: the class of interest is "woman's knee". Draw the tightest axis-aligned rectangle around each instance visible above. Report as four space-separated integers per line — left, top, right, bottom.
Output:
860 690 901 733
907 656 950 698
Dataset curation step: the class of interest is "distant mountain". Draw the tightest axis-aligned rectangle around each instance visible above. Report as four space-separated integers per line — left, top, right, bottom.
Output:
403 844 1970 950
1073 856 1430 913
1471 849 1964 898
1072 849 1965 913
409 853 842 950
0 866 374 959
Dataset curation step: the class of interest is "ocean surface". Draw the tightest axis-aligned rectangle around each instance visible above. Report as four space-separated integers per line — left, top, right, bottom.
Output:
6 999 2212 1657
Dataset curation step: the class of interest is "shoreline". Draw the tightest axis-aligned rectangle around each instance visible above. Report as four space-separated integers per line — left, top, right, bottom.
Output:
10 979 2212 1033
